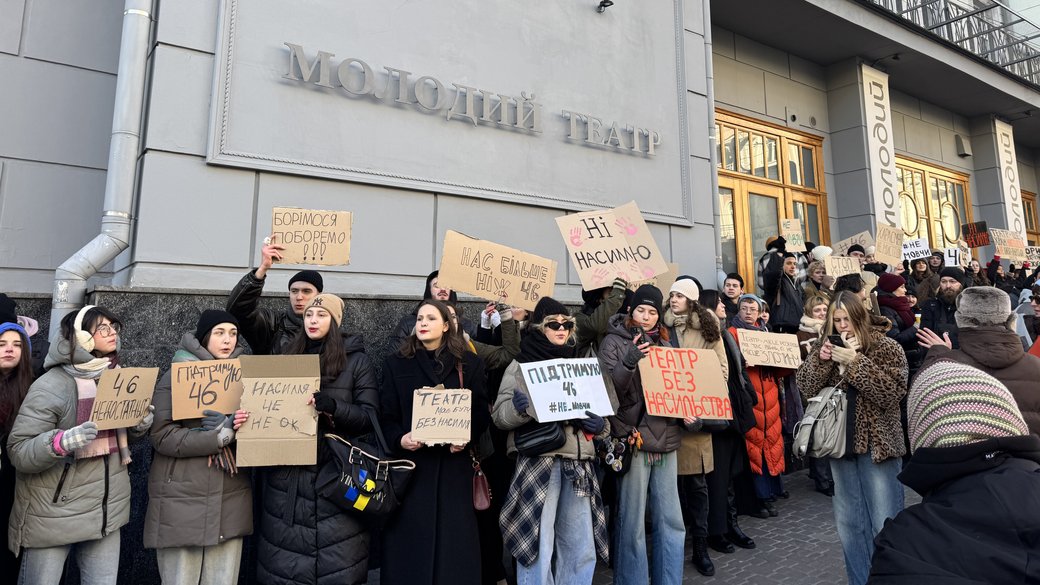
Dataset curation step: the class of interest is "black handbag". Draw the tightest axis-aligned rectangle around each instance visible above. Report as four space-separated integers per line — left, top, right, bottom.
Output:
317 409 416 519
512 419 566 457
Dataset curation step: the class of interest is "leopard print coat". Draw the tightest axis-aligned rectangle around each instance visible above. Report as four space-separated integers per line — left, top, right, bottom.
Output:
796 324 908 463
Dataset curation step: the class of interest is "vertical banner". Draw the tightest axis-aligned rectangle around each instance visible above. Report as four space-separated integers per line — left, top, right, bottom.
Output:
861 64 901 230
994 119 1026 243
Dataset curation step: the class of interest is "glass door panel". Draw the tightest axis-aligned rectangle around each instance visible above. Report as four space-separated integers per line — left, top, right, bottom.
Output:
719 186 738 274
748 190 781 255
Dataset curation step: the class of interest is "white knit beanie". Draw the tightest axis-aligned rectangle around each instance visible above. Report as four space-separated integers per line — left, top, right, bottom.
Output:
669 278 700 303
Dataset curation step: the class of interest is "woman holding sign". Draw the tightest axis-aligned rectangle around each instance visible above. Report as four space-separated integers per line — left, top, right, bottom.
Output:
598 285 686 585
493 297 613 585
246 294 378 585
379 299 490 585
8 306 154 585
144 310 252 585
796 291 907 585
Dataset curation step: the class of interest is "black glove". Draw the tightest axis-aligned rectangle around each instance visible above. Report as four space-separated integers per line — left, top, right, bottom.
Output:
512 390 530 414
313 392 336 415
201 410 231 431
580 411 605 434
621 342 646 369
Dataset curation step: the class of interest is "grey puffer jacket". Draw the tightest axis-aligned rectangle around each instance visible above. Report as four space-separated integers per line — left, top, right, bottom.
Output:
492 360 614 459
599 314 682 453
7 340 145 553
143 333 253 550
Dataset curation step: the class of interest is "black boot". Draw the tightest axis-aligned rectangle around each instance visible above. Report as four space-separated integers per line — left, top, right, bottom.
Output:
725 523 756 549
707 534 735 554
691 537 715 576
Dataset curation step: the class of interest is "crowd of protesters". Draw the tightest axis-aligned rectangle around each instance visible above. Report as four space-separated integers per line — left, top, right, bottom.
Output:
3 229 1040 585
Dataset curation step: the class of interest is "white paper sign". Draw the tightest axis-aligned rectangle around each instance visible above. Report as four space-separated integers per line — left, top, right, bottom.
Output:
518 358 615 422
902 238 931 261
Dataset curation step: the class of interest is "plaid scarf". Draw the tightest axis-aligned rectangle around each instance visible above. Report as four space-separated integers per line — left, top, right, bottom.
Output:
499 456 609 567
70 376 125 461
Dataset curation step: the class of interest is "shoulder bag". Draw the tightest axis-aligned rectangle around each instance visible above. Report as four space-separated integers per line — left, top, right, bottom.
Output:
792 379 847 459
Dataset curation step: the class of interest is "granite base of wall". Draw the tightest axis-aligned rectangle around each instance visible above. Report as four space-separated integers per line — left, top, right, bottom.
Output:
5 288 512 585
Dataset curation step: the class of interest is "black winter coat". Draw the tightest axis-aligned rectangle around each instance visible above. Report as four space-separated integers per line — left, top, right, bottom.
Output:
877 294 922 372
762 259 802 331
256 333 378 585
720 328 757 435
868 435 1040 584
379 349 490 585
919 296 959 350
226 270 304 356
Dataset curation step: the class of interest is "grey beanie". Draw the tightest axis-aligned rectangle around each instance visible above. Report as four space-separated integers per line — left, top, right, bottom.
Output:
955 286 1015 329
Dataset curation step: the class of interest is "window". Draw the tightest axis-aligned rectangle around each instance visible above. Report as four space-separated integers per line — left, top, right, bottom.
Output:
896 158 971 249
715 110 828 291
1024 191 1039 246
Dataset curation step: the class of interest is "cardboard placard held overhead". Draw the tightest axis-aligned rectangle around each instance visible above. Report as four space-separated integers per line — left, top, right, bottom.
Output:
556 201 670 289
171 359 244 420
91 368 160 431
959 240 972 267
1026 246 1040 265
519 358 615 422
779 219 807 252
637 347 732 420
990 228 1028 262
824 256 860 278
874 224 904 266
962 221 990 248
628 262 680 301
271 207 352 266
944 247 969 270
237 355 319 467
832 230 873 256
902 238 932 261
735 330 802 369
411 386 472 445
436 230 557 311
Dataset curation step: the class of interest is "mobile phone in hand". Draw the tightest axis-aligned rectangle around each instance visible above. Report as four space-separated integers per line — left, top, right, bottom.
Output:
629 326 644 341
827 334 844 348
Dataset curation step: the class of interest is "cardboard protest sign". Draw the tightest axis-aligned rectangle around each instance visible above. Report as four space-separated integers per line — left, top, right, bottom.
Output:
874 224 904 266
736 330 802 369
832 230 873 256
436 230 557 311
637 347 731 420
962 221 990 248
556 201 669 289
1027 246 1040 265
271 207 352 265
780 219 806 252
902 238 932 261
91 368 160 431
171 359 244 420
959 240 971 268
628 262 679 301
824 256 859 277
944 247 969 269
411 386 472 445
237 355 319 466
990 228 1028 262
518 358 615 422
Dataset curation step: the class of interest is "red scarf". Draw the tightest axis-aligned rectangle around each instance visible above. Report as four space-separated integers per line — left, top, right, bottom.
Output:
877 292 915 328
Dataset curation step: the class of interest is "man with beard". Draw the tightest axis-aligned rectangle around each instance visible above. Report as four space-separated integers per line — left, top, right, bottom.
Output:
916 266 966 353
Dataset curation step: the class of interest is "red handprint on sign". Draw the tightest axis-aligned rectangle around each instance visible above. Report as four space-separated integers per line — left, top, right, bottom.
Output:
569 227 585 247
614 217 638 236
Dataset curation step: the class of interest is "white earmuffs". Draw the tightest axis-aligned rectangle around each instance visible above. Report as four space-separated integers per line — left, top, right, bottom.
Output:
73 305 97 353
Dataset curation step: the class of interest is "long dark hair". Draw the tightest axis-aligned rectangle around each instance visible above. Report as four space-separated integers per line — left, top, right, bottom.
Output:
398 300 468 361
671 293 720 344
286 321 347 380
59 306 122 359
0 327 32 433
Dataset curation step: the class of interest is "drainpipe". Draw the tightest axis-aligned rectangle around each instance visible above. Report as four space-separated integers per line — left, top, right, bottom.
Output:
50 0 152 340
702 0 725 287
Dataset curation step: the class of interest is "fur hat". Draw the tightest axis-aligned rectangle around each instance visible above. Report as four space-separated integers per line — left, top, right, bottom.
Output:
955 286 1014 329
630 284 663 315
194 310 240 343
530 297 569 326
669 278 700 304
811 245 833 262
908 360 1028 453
304 293 344 326
877 273 906 294
289 270 324 293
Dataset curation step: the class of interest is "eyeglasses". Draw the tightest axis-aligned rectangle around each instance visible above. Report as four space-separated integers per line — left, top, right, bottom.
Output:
92 322 121 337
544 321 575 331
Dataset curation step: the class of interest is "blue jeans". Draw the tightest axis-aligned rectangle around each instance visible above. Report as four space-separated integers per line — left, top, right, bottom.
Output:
613 451 684 585
18 530 121 585
517 459 596 585
830 454 903 585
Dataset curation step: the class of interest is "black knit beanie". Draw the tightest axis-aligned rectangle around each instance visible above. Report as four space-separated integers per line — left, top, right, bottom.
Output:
531 297 569 326
847 244 866 255
629 284 663 315
289 270 324 292
195 310 240 343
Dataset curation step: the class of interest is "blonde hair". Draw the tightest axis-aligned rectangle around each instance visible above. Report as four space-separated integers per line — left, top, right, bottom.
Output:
823 291 875 353
803 294 828 318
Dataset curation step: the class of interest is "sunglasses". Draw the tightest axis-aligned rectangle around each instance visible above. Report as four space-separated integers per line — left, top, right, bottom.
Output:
544 321 575 331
